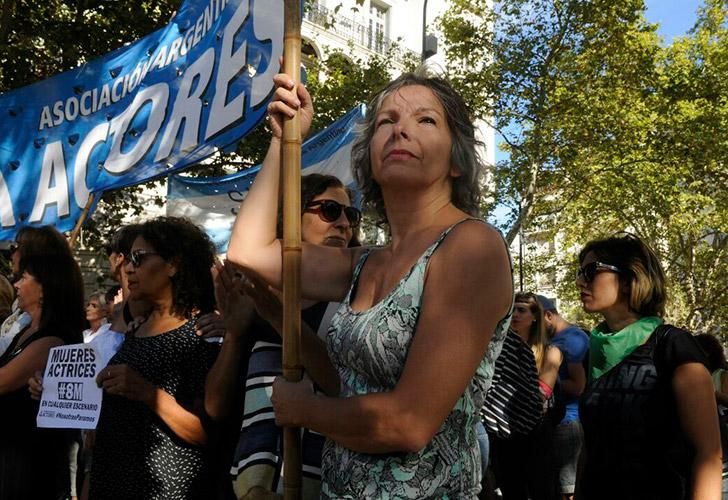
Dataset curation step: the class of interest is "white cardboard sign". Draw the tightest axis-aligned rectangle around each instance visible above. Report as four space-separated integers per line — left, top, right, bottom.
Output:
37 343 103 429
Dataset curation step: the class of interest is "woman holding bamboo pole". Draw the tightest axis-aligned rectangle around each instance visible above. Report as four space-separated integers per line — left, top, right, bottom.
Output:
227 68 514 498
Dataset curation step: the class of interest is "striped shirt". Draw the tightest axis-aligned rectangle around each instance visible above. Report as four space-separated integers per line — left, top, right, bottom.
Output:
482 329 544 437
231 302 333 500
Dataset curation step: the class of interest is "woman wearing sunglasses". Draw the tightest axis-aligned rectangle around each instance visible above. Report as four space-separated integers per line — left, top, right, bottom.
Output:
576 233 721 500
227 68 513 498
88 217 219 499
205 173 359 499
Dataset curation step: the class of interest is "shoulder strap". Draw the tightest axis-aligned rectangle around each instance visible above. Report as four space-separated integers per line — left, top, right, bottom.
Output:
343 248 372 305
316 302 340 340
421 218 515 320
420 217 482 262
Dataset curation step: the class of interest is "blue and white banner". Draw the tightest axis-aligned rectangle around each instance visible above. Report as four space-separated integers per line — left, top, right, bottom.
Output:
167 105 365 252
0 0 286 240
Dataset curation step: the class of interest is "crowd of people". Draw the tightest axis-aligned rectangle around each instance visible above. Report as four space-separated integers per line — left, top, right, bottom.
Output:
0 67 724 500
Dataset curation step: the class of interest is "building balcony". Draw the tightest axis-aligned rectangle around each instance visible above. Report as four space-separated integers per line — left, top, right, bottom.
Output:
304 2 417 62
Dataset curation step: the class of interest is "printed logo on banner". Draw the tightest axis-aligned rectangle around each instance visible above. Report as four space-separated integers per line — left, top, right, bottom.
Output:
0 0 288 240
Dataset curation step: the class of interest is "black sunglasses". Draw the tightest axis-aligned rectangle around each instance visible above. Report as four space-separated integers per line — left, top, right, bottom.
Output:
8 243 18 255
304 200 361 227
577 261 621 283
129 249 160 268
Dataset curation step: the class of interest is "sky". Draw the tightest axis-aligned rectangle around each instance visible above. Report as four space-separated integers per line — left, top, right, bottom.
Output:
644 0 702 43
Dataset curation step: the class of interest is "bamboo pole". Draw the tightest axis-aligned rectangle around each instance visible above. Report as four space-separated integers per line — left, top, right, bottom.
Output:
281 1 302 499
68 192 96 249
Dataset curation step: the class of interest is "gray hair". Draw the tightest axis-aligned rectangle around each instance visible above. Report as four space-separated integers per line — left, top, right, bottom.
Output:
352 67 484 225
88 291 107 308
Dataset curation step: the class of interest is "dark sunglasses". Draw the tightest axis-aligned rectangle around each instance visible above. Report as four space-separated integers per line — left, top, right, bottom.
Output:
304 200 361 227
8 243 18 255
576 261 621 283
129 249 160 268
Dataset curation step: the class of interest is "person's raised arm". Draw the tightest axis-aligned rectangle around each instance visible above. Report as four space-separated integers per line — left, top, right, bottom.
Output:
203 261 257 419
271 222 512 453
225 74 360 303
239 266 340 396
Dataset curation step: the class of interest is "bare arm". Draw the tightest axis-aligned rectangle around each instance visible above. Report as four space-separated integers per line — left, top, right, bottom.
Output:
539 345 562 391
272 223 512 453
240 268 340 396
203 262 257 419
146 390 208 446
673 362 722 500
560 361 587 398
0 336 63 394
98 365 208 446
204 333 249 420
225 74 360 302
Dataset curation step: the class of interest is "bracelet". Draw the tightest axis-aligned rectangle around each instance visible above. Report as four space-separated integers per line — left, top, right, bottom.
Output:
538 379 553 398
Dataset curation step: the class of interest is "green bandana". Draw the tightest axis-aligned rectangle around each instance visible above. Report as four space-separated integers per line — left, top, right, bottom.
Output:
589 316 663 380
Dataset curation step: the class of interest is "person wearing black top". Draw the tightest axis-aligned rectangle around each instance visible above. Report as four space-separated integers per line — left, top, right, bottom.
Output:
576 233 721 500
90 217 220 499
0 248 85 500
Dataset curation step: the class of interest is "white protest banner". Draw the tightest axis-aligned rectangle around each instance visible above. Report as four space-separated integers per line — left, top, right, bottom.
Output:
37 343 103 430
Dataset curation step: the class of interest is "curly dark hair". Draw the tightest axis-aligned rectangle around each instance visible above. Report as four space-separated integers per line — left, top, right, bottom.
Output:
351 67 484 226
20 253 85 343
276 173 360 246
105 223 143 256
137 217 216 318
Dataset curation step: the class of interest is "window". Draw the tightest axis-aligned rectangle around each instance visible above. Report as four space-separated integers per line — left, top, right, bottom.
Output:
366 2 388 53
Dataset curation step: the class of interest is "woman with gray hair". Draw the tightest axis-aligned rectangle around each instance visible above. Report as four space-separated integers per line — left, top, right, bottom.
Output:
82 292 108 343
228 68 513 498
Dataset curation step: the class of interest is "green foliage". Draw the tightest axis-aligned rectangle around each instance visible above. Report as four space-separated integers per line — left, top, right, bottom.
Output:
0 0 395 269
439 0 728 333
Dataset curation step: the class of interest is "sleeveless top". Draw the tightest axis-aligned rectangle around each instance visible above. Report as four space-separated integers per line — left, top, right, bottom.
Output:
321 219 513 499
0 325 78 500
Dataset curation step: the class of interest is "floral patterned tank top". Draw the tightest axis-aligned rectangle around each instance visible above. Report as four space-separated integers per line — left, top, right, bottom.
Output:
321 219 513 499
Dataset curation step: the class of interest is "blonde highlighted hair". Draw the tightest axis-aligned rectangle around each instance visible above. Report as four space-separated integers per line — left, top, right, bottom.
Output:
515 292 549 370
578 233 667 317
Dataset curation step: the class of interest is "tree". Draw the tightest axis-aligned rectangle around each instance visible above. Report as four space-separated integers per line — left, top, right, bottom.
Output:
0 1 400 269
439 0 728 332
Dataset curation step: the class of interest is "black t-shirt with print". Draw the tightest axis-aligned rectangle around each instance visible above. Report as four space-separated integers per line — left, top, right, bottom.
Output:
579 325 708 500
